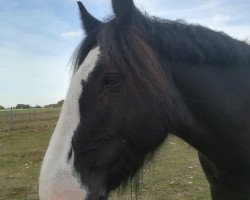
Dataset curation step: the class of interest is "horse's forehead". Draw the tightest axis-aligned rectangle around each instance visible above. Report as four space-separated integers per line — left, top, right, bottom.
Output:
74 46 101 81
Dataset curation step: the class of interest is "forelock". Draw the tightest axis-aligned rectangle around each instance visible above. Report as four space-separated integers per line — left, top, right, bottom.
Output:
99 22 174 103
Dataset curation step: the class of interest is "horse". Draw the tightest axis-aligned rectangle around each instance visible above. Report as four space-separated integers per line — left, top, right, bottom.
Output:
39 0 250 199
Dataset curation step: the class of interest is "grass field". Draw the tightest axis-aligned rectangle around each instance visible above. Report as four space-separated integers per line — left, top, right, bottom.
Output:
0 109 210 200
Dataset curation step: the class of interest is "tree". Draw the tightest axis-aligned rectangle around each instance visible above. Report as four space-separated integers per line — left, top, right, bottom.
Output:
34 105 42 108
43 100 64 108
44 104 56 108
16 104 31 109
56 100 64 107
0 105 5 110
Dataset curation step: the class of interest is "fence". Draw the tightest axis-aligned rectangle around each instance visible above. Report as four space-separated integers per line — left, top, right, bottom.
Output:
0 108 61 131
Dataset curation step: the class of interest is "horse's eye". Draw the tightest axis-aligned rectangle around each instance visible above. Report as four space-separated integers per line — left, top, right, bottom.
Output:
104 73 123 87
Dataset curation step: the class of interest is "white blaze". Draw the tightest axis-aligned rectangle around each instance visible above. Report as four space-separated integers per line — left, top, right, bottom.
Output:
39 46 100 200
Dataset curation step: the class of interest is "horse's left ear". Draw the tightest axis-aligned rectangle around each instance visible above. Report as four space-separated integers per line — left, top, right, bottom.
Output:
77 1 102 34
112 0 136 25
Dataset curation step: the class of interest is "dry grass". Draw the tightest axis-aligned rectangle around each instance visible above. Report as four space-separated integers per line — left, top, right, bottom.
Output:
0 109 210 200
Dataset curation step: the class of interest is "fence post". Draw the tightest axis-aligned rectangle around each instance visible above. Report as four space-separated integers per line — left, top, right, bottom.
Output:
29 109 31 121
9 107 13 131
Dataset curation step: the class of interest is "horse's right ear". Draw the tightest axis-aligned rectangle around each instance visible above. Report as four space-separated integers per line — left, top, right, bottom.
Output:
77 1 102 34
112 0 136 26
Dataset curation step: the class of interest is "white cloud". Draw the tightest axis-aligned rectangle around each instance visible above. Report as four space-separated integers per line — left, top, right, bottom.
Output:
61 31 82 38
212 14 231 25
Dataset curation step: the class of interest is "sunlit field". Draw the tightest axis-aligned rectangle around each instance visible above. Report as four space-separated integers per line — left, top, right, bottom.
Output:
0 109 210 200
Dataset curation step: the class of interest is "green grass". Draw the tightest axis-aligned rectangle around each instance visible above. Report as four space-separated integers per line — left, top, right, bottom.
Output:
0 108 61 114
0 110 210 200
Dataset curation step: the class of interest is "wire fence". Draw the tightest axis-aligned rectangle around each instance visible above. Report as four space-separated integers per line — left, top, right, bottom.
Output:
0 108 60 131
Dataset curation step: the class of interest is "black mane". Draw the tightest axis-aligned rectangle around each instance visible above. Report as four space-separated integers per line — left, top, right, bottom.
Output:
73 13 250 72
150 18 250 65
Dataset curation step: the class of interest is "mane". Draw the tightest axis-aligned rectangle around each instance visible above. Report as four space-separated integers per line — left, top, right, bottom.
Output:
100 21 175 102
72 14 250 71
150 18 250 65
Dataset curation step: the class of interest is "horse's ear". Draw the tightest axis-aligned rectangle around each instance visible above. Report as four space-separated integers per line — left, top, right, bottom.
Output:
112 0 136 25
77 1 101 34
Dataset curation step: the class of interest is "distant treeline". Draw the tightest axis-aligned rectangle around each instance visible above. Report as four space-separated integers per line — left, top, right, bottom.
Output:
0 100 64 110
43 100 64 108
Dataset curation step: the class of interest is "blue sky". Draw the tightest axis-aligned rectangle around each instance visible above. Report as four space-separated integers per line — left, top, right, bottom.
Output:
0 0 249 107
